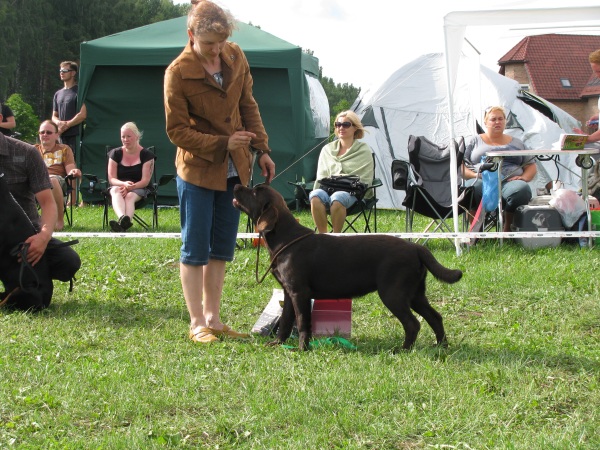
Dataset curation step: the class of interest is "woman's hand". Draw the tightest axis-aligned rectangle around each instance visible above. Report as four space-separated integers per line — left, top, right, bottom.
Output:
507 163 537 183
258 153 276 184
118 181 135 198
227 130 256 151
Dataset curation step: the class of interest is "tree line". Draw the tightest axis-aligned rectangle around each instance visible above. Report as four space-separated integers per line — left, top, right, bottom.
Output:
0 0 188 122
0 0 359 139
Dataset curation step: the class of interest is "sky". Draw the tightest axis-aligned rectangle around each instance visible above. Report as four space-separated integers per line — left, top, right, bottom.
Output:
174 0 600 95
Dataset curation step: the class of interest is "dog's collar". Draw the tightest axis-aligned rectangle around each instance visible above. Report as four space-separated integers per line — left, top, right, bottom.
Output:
255 230 314 284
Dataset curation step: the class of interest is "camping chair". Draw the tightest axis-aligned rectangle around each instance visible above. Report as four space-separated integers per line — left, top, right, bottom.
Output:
37 173 75 228
341 153 383 233
391 135 474 243
63 173 75 227
288 153 383 233
84 146 174 231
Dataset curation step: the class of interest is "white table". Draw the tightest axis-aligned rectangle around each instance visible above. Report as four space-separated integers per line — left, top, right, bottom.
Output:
486 148 599 247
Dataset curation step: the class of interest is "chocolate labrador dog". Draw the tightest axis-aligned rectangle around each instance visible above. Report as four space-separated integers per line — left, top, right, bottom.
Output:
233 184 463 351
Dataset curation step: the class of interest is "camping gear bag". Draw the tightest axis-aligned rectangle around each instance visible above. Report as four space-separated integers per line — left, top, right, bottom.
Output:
318 175 367 200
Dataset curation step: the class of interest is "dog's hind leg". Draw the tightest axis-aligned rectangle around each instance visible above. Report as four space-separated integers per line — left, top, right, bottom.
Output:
410 291 447 347
379 288 421 349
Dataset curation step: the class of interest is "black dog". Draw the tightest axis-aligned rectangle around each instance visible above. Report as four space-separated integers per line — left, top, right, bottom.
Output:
0 173 53 311
233 184 463 351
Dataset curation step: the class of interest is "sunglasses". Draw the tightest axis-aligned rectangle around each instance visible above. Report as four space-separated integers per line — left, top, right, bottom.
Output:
39 130 55 135
59 69 74 73
334 121 352 129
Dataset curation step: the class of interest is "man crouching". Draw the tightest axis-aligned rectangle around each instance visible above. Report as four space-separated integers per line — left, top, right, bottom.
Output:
0 120 80 310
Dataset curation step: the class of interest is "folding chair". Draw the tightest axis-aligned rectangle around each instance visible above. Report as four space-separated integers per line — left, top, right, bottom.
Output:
288 153 382 233
63 173 75 227
391 135 473 243
84 146 174 230
341 153 382 233
36 174 75 228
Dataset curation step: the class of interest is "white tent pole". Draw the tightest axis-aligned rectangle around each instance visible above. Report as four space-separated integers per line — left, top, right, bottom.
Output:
443 23 464 256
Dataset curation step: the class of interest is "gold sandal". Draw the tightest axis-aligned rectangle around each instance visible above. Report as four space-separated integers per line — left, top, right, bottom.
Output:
189 327 219 343
206 324 250 339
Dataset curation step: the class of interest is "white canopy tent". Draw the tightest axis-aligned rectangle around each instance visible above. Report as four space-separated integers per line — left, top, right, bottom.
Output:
352 53 581 211
443 6 600 254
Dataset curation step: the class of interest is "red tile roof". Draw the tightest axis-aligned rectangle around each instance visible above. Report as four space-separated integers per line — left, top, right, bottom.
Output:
581 74 600 98
498 34 600 101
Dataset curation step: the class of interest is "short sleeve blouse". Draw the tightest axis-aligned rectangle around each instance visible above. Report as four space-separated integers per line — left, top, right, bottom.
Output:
108 147 155 182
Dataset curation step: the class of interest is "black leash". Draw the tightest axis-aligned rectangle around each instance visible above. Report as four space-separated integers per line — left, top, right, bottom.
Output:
9 239 80 294
270 135 332 182
10 243 38 294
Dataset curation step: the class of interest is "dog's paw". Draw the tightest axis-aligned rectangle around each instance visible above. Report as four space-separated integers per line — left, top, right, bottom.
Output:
266 340 283 347
435 339 449 349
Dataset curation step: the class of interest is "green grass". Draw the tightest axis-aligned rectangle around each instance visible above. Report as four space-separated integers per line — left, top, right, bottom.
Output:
1 205 599 448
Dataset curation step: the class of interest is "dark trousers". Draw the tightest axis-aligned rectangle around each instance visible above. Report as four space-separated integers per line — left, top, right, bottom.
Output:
46 238 81 282
61 135 78 158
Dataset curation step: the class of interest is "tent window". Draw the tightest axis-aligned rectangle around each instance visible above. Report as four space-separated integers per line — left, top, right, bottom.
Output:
560 78 572 88
305 73 330 138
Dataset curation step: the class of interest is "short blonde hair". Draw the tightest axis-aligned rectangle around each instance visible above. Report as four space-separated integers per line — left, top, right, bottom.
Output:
121 122 143 140
484 106 506 120
335 110 366 139
589 49 600 65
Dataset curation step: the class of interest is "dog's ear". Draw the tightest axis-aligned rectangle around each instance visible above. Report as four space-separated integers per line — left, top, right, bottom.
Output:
256 203 278 233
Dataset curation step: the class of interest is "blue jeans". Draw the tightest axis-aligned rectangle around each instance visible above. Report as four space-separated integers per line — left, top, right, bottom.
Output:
308 188 358 209
177 176 241 266
465 178 532 212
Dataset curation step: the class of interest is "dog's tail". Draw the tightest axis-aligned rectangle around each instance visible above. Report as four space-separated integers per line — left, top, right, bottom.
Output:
417 246 462 284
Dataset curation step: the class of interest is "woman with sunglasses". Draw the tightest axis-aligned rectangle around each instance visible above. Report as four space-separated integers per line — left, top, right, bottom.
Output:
310 110 374 233
35 120 81 231
462 105 536 232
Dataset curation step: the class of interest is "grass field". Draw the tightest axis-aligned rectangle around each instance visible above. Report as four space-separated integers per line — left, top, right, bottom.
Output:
1 205 599 449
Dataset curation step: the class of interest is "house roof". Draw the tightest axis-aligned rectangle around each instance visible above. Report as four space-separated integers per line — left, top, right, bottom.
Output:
498 34 600 101
581 74 600 98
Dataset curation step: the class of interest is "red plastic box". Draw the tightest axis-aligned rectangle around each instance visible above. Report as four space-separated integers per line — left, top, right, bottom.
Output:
311 299 352 337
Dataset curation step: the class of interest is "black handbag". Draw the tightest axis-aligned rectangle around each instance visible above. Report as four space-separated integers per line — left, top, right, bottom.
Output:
318 175 367 200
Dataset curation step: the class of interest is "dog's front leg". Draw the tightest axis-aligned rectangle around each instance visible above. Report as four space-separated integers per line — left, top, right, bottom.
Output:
291 295 312 351
270 293 296 346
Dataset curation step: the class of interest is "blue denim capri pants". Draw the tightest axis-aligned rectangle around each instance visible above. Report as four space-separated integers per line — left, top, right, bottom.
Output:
177 176 241 266
308 188 358 209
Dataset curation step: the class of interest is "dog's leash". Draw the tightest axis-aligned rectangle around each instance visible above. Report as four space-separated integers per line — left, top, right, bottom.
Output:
269 134 332 183
9 243 39 295
9 239 80 295
254 231 315 283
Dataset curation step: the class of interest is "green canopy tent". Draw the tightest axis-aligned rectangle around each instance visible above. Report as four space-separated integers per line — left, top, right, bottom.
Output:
78 16 330 204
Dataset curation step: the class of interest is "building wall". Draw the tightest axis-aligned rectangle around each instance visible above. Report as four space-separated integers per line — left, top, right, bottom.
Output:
503 62 596 129
503 63 530 87
552 100 588 127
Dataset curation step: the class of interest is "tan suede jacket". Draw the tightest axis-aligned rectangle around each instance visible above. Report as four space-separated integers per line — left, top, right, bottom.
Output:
164 41 270 190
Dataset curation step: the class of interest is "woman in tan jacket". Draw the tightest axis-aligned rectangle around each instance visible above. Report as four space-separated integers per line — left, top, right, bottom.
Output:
164 1 275 344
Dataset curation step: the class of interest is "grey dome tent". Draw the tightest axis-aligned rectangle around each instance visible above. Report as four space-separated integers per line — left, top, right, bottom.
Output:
78 16 329 204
